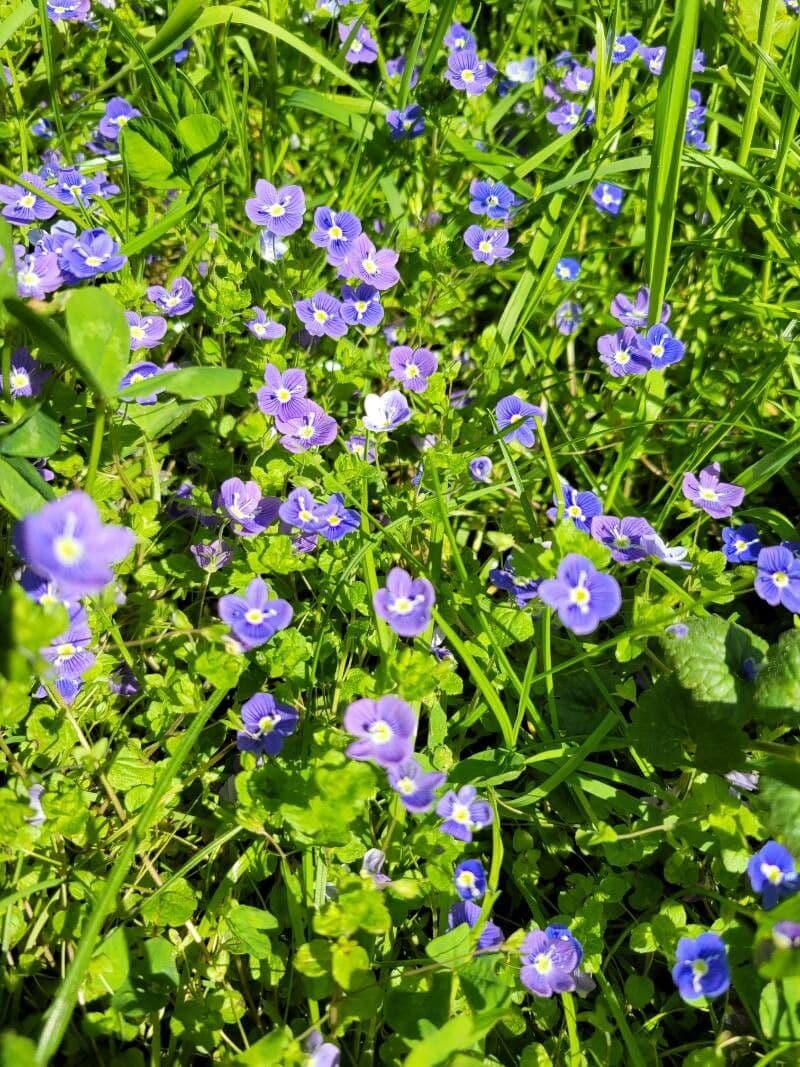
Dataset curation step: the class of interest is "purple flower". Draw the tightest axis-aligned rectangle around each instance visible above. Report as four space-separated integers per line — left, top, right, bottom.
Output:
444 23 476 52
638 44 666 75
548 483 603 532
342 234 400 290
0 348 49 398
51 168 101 206
495 395 545 447
14 491 135 598
454 859 487 901
304 1030 340 1067
682 463 745 519
555 300 582 335
637 323 685 370
218 577 293 650
147 276 194 316
448 900 504 952
310 205 362 260
245 180 306 236
610 286 670 327
505 56 537 83
237 692 299 756
389 346 438 393
19 567 70 608
387 757 445 812
315 493 360 542
672 933 730 1001
721 524 761 564
590 515 654 563
386 105 425 139
546 101 586 134
611 34 639 63
555 257 580 281
257 365 307 420
216 478 280 538
125 311 167 351
119 361 168 405
373 566 435 637
437 786 492 843
0 172 57 225
35 219 76 256
246 306 285 341
40 604 95 683
445 51 496 95
386 56 420 86
520 928 581 997
463 225 513 265
597 327 651 377
773 921 800 948
279 488 323 534
62 227 127 279
363 390 411 433
562 64 594 93
46 0 90 23
345 435 376 462
275 400 338 453
16 248 62 298
340 283 383 327
190 539 233 572
338 21 378 64
489 555 540 607
98 97 140 140
754 546 800 612
294 291 347 338
344 695 416 765
469 456 493 483
174 39 192 64
538 553 621 635
641 531 691 569
591 182 625 216
259 231 289 262
469 180 515 220
26 784 46 827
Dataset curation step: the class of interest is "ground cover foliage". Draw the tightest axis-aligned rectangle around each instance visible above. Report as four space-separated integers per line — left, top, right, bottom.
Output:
1 0 800 1063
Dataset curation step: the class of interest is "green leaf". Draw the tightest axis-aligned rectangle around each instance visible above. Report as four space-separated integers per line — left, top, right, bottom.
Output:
118 366 242 401
331 939 373 991
65 289 130 399
0 455 55 519
759 976 800 1041
644 0 701 323
175 114 228 183
754 630 800 725
223 903 278 957
0 410 60 458
120 119 187 191
659 615 766 719
760 760 800 854
0 583 67 683
425 923 475 968
0 218 16 313
141 879 197 927
146 0 203 59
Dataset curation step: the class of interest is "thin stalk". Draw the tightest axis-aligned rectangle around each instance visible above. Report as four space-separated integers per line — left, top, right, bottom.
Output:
85 402 107 494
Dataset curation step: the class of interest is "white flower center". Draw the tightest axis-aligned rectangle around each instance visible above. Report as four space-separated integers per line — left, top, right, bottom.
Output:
369 720 392 744
397 776 415 795
451 803 471 824
362 257 378 275
56 643 76 658
534 953 553 975
130 326 145 340
276 387 292 402
54 534 83 565
245 608 264 624
258 715 276 734
19 194 36 209
313 309 329 324
10 370 29 389
462 69 475 83
698 487 718 501
478 240 492 253
773 572 789 588
268 203 285 217
85 255 104 268
328 224 343 239
651 343 664 357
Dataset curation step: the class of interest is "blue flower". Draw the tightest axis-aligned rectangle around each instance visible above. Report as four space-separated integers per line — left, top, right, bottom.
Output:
748 841 800 909
554 257 580 281
218 578 293 651
454 859 486 901
597 327 650 377
636 324 685 370
469 456 493 483
437 786 493 842
489 554 540 607
340 283 383 327
468 179 515 220
237 693 299 756
62 227 127 279
538 553 621 635
548 483 603 533
591 183 624 216
555 300 582 335
721 524 761 564
495 395 545 447
386 105 425 140
611 34 639 64
672 933 730 1002
448 900 504 951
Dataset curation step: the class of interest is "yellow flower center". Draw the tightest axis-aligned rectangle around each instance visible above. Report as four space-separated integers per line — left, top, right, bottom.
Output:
462 69 475 83
328 225 343 239
54 535 83 565
268 203 285 217
369 720 392 744
276 388 292 402
245 608 264 625
478 240 492 253
773 572 789 588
